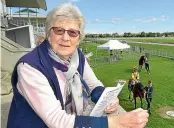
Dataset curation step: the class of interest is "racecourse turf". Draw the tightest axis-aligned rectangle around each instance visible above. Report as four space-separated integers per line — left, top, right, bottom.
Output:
80 41 174 128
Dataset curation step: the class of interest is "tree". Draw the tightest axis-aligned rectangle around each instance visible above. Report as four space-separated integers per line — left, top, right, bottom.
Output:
140 32 146 37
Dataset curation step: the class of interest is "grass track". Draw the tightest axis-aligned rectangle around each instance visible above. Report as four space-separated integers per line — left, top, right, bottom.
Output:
80 41 174 128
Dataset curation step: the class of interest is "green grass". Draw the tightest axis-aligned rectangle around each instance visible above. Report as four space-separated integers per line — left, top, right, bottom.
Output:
85 37 174 44
80 42 174 128
128 43 174 54
126 37 174 44
93 57 174 128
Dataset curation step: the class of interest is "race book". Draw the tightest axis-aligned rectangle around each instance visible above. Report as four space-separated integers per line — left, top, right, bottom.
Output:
90 80 126 117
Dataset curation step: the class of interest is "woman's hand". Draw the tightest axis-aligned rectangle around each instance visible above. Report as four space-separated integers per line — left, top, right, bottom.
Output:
108 108 149 128
104 98 119 114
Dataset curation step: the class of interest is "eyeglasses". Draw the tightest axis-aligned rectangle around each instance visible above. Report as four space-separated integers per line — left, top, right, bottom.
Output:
51 27 80 37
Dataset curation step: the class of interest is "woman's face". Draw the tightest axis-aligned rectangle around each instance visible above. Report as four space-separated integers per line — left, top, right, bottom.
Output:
49 20 80 60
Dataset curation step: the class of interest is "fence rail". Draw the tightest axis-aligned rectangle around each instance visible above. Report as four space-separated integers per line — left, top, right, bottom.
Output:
90 47 174 68
132 46 174 60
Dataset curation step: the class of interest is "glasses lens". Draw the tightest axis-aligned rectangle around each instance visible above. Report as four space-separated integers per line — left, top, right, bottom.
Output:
52 27 80 37
67 29 80 37
52 27 64 35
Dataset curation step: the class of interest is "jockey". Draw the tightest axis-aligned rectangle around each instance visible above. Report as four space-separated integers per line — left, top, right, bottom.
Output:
132 67 140 83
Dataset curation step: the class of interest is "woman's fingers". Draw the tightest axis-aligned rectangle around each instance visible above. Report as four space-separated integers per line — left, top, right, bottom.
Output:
108 108 149 128
105 105 117 112
105 99 119 113
123 108 149 127
130 108 149 126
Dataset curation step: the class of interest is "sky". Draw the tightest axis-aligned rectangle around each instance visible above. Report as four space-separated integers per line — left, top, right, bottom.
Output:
14 0 174 34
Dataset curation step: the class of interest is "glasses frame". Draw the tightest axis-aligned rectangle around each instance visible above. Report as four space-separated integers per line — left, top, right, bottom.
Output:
51 27 80 37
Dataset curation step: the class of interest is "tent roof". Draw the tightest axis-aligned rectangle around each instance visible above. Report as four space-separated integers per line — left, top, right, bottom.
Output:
6 0 47 10
15 8 38 13
13 8 46 18
97 40 130 50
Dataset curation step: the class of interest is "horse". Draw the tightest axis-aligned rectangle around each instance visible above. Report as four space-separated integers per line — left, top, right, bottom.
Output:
132 82 145 109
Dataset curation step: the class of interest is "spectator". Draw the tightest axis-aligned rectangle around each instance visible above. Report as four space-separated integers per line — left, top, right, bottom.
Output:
120 50 123 54
110 50 113 56
139 45 142 53
132 46 135 52
110 50 113 62
114 51 118 62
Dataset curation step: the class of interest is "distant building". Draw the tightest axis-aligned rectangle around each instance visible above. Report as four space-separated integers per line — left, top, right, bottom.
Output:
1 0 47 48
8 8 46 35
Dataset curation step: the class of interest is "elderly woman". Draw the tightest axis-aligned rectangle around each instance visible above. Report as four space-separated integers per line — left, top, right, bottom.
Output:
7 3 148 128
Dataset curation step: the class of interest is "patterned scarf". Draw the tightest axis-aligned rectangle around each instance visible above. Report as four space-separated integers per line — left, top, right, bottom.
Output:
48 46 90 115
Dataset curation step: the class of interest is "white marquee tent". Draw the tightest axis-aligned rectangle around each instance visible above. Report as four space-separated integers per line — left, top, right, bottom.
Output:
97 40 130 50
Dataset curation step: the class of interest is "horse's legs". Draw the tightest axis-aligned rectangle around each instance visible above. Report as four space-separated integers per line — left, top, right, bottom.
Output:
134 97 137 109
128 85 132 100
140 97 143 108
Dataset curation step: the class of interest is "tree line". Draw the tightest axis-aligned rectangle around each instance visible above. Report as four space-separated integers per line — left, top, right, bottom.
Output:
85 32 174 38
